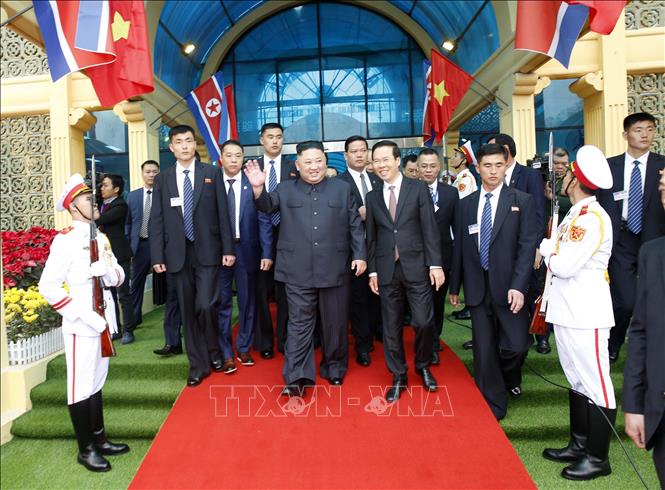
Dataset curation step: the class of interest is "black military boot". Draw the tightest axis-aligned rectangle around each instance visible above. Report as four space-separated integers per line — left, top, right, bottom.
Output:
543 390 588 462
68 399 111 472
89 390 130 456
562 404 616 480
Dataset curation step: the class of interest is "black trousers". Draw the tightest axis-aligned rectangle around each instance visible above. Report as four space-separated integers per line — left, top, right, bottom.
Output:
431 269 450 351
152 271 183 346
469 274 532 420
129 239 150 329
170 241 221 379
380 261 434 379
111 258 134 333
348 271 374 354
608 228 641 353
283 283 349 384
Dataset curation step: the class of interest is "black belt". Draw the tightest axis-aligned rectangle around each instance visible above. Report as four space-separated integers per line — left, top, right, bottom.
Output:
139 237 149 241
234 238 241 244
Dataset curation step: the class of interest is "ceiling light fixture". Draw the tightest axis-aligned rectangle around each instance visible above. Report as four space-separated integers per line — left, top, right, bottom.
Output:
182 43 196 55
441 40 456 52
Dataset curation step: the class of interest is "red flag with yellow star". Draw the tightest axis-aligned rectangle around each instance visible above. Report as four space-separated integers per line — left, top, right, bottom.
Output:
85 0 153 107
423 49 472 144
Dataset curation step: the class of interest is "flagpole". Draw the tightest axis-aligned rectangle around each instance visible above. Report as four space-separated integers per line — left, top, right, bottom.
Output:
470 79 508 108
0 5 34 28
159 107 191 128
149 97 188 127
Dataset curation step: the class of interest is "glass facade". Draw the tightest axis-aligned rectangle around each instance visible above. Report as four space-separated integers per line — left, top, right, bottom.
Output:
534 79 584 158
84 111 129 196
220 3 425 145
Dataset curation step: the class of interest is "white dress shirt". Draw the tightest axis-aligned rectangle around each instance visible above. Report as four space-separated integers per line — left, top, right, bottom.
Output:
264 154 283 184
142 187 153 208
346 167 371 205
176 160 196 201
477 183 503 247
504 162 517 186
224 172 242 239
382 172 403 209
621 151 648 220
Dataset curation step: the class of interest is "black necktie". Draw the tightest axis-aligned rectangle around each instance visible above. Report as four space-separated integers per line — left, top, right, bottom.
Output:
227 179 236 238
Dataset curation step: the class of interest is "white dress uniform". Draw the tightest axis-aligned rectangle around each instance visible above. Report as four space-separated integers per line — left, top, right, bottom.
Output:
39 204 124 404
453 167 477 199
540 146 615 409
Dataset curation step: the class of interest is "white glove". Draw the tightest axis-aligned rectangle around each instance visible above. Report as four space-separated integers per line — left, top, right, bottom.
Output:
539 238 555 259
80 310 107 333
89 260 108 278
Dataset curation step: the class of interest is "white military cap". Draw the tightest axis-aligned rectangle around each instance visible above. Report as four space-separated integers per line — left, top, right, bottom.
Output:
56 173 92 212
571 145 613 190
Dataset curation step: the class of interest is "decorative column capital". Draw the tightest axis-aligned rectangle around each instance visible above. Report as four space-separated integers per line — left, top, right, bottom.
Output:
570 71 604 99
68 108 96 132
512 73 550 96
113 101 146 123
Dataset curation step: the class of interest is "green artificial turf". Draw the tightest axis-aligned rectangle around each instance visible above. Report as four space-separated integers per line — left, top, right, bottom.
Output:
442 312 660 489
1 304 660 489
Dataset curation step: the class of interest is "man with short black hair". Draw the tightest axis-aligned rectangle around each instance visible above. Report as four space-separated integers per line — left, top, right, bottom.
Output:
253 122 298 360
97 173 133 344
150 125 236 387
337 135 382 366
450 143 537 420
402 154 419 179
216 140 273 373
245 140 366 395
365 140 444 402
597 112 665 362
418 148 458 365
126 160 182 353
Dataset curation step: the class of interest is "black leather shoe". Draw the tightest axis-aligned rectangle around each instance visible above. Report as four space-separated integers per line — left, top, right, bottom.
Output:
509 386 522 398
536 339 551 354
462 340 473 350
261 349 274 360
417 368 437 392
356 352 371 367
281 382 304 397
453 307 471 320
187 372 210 386
211 359 224 372
111 333 122 341
78 444 111 472
385 380 407 403
121 330 134 345
431 350 440 366
93 430 130 456
328 377 343 386
608 350 619 363
153 344 182 356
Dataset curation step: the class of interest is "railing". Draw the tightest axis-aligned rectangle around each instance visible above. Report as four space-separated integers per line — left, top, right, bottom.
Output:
6 328 63 366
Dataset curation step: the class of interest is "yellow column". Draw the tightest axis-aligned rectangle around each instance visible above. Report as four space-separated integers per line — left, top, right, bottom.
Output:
445 130 460 161
50 77 97 230
496 73 550 163
570 14 628 156
113 102 161 191
197 143 211 164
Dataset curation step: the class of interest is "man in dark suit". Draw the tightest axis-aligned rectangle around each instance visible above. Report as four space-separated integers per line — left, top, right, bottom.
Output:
417 148 458 366
489 133 548 355
365 140 444 403
125 160 182 355
96 173 134 344
449 143 537 420
150 125 235 387
245 141 366 395
337 135 382 367
597 112 665 362
623 169 665 486
216 140 273 373
253 122 299 360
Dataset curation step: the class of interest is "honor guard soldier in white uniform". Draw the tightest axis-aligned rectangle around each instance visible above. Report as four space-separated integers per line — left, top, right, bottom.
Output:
38 174 129 472
452 140 478 199
538 146 616 481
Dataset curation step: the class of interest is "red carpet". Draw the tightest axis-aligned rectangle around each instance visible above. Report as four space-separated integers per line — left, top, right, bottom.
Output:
130 328 534 489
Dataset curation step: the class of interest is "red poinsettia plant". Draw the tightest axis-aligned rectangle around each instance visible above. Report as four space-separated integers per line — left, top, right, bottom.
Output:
2 227 58 289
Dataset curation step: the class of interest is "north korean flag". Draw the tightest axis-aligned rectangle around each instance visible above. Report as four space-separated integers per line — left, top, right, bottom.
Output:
185 72 238 164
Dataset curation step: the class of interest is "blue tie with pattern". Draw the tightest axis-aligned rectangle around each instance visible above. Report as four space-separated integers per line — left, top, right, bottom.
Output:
183 169 194 241
479 193 493 271
626 160 643 234
268 160 280 227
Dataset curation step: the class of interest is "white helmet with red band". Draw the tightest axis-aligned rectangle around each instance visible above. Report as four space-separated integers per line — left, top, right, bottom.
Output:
56 174 92 212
